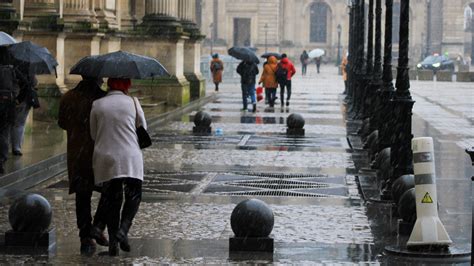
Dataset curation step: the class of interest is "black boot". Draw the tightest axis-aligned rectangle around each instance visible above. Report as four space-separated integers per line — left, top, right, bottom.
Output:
116 228 131 252
252 103 257 113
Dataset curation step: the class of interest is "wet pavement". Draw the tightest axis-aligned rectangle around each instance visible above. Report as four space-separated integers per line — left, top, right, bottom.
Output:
0 65 472 264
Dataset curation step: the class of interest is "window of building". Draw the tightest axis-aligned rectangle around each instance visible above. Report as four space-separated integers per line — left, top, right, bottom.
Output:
310 3 328 43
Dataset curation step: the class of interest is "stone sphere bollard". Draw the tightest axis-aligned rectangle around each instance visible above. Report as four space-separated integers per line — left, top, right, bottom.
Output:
372 147 390 169
391 174 415 204
194 111 212 127
231 199 274 238
397 188 417 224
8 194 52 233
286 113 305 129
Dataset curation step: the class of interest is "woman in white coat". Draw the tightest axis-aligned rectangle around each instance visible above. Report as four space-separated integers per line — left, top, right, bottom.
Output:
90 78 146 256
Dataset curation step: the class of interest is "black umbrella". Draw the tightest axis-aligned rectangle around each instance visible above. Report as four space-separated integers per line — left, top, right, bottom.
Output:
69 51 170 79
228 47 260 64
4 41 58 75
261 52 282 60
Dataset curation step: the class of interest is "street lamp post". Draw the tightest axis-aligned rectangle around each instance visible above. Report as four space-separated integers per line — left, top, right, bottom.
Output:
264 23 269 53
336 24 342 75
209 22 214 55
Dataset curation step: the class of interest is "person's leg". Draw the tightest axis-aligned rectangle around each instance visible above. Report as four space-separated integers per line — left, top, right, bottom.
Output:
75 188 95 252
317 63 320 73
102 179 124 255
248 84 257 112
286 80 292 106
343 81 348 94
91 191 109 246
265 88 270 105
116 178 142 252
269 88 276 107
0 103 13 174
280 83 285 106
214 82 219 91
10 102 30 155
241 83 248 110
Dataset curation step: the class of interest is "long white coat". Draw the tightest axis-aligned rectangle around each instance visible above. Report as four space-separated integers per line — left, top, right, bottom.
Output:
90 90 147 184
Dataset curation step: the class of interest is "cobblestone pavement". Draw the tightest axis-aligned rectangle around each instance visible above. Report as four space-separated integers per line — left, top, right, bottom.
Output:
0 65 472 264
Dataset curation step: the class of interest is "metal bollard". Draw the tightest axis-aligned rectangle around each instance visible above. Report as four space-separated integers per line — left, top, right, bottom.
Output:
407 137 451 247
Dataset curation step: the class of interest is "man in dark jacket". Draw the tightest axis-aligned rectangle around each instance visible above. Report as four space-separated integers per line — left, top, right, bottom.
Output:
58 76 108 253
236 60 259 112
277 54 296 107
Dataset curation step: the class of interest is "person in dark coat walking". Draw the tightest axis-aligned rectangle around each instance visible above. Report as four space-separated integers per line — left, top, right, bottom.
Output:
58 76 109 253
277 54 296 107
314 57 322 73
236 60 259 112
300 50 309 76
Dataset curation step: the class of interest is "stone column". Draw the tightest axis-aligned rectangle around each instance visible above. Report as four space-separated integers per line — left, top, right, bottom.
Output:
94 0 119 29
140 0 181 34
0 0 19 33
179 0 199 36
22 0 59 29
120 0 136 30
62 0 94 29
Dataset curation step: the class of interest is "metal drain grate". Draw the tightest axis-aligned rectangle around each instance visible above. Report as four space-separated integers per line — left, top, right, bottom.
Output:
228 179 329 190
237 172 329 179
220 190 329 198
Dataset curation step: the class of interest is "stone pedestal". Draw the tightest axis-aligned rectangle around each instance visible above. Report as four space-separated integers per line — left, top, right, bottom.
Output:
408 70 417 80
456 72 474 82
185 73 205 100
436 70 453 82
0 0 19 33
417 70 434 81
5 228 56 250
22 0 60 30
229 237 274 252
64 33 103 85
122 34 191 106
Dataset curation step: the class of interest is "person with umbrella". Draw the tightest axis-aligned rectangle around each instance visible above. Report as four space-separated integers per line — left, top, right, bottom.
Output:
236 59 259 112
0 65 20 175
10 68 39 156
58 75 109 253
210 53 224 92
276 53 296 107
300 50 309 76
74 50 168 256
308 49 325 74
258 55 278 107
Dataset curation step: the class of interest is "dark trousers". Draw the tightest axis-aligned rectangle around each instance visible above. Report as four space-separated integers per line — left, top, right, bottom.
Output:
76 188 107 239
279 80 292 105
266 88 277 107
102 178 142 243
0 102 15 165
302 64 307 75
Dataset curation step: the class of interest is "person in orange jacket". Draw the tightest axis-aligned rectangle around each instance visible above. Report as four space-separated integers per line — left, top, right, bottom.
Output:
276 53 296 107
258 56 279 107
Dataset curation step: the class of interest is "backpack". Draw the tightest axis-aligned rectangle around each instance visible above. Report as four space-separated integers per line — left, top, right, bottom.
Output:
275 63 288 83
211 61 223 71
0 65 17 103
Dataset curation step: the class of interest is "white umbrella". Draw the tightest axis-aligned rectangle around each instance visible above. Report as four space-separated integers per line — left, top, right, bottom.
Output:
308 49 325 58
0 32 17 45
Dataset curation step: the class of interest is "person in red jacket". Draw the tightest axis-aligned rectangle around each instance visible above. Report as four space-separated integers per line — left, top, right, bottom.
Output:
276 53 296 107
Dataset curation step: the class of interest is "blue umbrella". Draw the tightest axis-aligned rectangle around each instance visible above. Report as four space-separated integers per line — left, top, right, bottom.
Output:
228 47 260 64
70 51 169 79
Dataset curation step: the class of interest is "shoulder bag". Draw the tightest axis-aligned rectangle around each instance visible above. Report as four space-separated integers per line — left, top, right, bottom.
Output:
131 96 152 149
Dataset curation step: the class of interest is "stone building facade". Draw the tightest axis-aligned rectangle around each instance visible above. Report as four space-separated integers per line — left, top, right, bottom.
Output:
0 0 204 120
199 0 473 65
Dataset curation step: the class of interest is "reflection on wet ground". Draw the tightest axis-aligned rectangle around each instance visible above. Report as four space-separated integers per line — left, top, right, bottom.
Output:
0 66 472 264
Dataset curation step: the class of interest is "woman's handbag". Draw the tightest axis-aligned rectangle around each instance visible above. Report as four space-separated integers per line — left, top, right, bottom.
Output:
131 96 152 149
